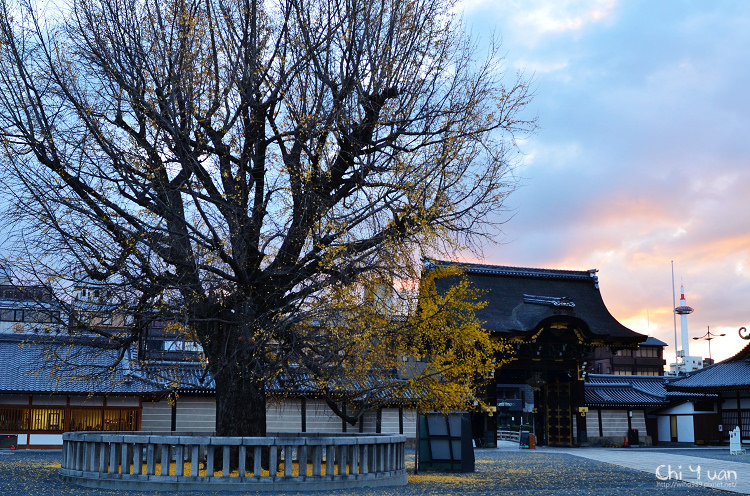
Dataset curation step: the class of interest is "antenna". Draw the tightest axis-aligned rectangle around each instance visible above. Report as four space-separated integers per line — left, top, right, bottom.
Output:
671 261 678 357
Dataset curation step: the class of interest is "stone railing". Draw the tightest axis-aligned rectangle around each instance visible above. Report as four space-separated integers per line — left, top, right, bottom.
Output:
60 431 407 491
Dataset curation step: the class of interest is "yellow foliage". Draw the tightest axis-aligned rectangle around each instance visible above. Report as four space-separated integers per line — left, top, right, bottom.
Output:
309 264 511 415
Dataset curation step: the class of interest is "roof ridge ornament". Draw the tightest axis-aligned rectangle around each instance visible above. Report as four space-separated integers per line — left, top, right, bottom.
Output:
523 294 576 308
588 269 599 289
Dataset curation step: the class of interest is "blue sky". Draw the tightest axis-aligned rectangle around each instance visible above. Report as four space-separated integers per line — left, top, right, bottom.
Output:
457 0 750 363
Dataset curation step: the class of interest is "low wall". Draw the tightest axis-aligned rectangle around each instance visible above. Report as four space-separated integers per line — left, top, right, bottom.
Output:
60 431 407 491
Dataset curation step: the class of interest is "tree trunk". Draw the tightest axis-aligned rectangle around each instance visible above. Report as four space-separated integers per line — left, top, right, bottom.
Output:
211 359 269 472
213 361 267 437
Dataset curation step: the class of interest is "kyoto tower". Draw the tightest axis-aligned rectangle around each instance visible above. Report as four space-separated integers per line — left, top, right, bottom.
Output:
675 284 694 356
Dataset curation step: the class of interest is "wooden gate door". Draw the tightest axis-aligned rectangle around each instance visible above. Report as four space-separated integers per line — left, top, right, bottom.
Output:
545 379 573 447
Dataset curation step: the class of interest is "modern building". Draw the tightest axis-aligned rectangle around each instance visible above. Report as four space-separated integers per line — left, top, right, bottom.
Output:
588 336 667 376
0 278 63 336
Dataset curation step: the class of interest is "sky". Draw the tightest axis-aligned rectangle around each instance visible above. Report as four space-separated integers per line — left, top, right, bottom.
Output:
456 0 750 364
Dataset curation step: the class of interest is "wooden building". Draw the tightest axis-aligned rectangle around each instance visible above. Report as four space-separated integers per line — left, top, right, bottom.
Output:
0 334 150 449
430 260 646 447
665 340 750 445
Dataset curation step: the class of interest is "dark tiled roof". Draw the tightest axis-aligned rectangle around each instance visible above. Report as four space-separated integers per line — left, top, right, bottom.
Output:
429 260 644 344
668 360 750 392
585 374 711 407
1 333 420 405
0 335 160 395
144 360 421 404
585 386 665 407
642 336 667 347
587 374 668 394
585 374 668 407
666 341 750 392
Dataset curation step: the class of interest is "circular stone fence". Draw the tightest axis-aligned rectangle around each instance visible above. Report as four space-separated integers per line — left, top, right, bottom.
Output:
60 431 407 491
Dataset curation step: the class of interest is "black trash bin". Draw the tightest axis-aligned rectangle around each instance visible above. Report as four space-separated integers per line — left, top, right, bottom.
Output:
519 431 529 448
628 429 639 447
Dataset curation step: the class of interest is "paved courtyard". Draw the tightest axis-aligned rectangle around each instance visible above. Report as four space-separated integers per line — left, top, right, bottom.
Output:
1 444 747 495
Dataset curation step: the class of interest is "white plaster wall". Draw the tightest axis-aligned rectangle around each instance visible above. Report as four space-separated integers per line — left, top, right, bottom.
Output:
382 408 416 437
360 409 377 433
28 434 63 446
141 397 215 432
657 401 695 415
305 399 345 433
657 415 671 442
140 399 171 432
599 410 628 437
676 415 694 443
106 397 140 407
137 397 417 438
267 399 302 433
175 397 215 432
586 410 601 438
630 411 647 433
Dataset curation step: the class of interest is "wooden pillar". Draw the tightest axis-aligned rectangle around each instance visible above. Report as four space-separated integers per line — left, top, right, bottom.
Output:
737 391 742 434
64 396 71 432
627 410 632 432
573 378 587 446
170 392 177 432
301 397 307 433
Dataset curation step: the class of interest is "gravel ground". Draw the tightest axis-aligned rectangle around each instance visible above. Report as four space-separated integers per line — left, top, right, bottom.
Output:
0 448 735 495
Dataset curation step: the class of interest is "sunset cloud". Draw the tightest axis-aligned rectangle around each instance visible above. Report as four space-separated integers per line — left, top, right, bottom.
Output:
459 0 750 364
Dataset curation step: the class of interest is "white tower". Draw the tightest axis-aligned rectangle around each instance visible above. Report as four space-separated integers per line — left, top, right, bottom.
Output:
669 284 702 374
675 285 694 355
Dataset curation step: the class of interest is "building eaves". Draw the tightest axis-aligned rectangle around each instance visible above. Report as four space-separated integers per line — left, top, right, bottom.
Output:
668 360 750 392
0 334 161 395
426 259 597 283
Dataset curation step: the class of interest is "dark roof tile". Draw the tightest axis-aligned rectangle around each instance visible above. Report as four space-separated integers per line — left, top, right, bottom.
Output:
430 260 644 343
669 360 750 391
0 335 160 395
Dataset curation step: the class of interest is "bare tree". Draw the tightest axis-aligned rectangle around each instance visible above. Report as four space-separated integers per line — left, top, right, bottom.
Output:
0 0 535 436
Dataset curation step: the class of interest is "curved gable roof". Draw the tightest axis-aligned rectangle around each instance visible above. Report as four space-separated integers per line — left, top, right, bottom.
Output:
429 260 644 345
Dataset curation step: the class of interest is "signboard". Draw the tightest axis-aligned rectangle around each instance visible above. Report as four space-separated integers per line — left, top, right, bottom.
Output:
417 413 474 473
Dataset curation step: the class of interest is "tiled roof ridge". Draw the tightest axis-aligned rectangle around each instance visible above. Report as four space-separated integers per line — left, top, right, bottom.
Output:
0 332 116 346
630 385 667 399
425 259 598 282
586 376 666 399
587 373 672 381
